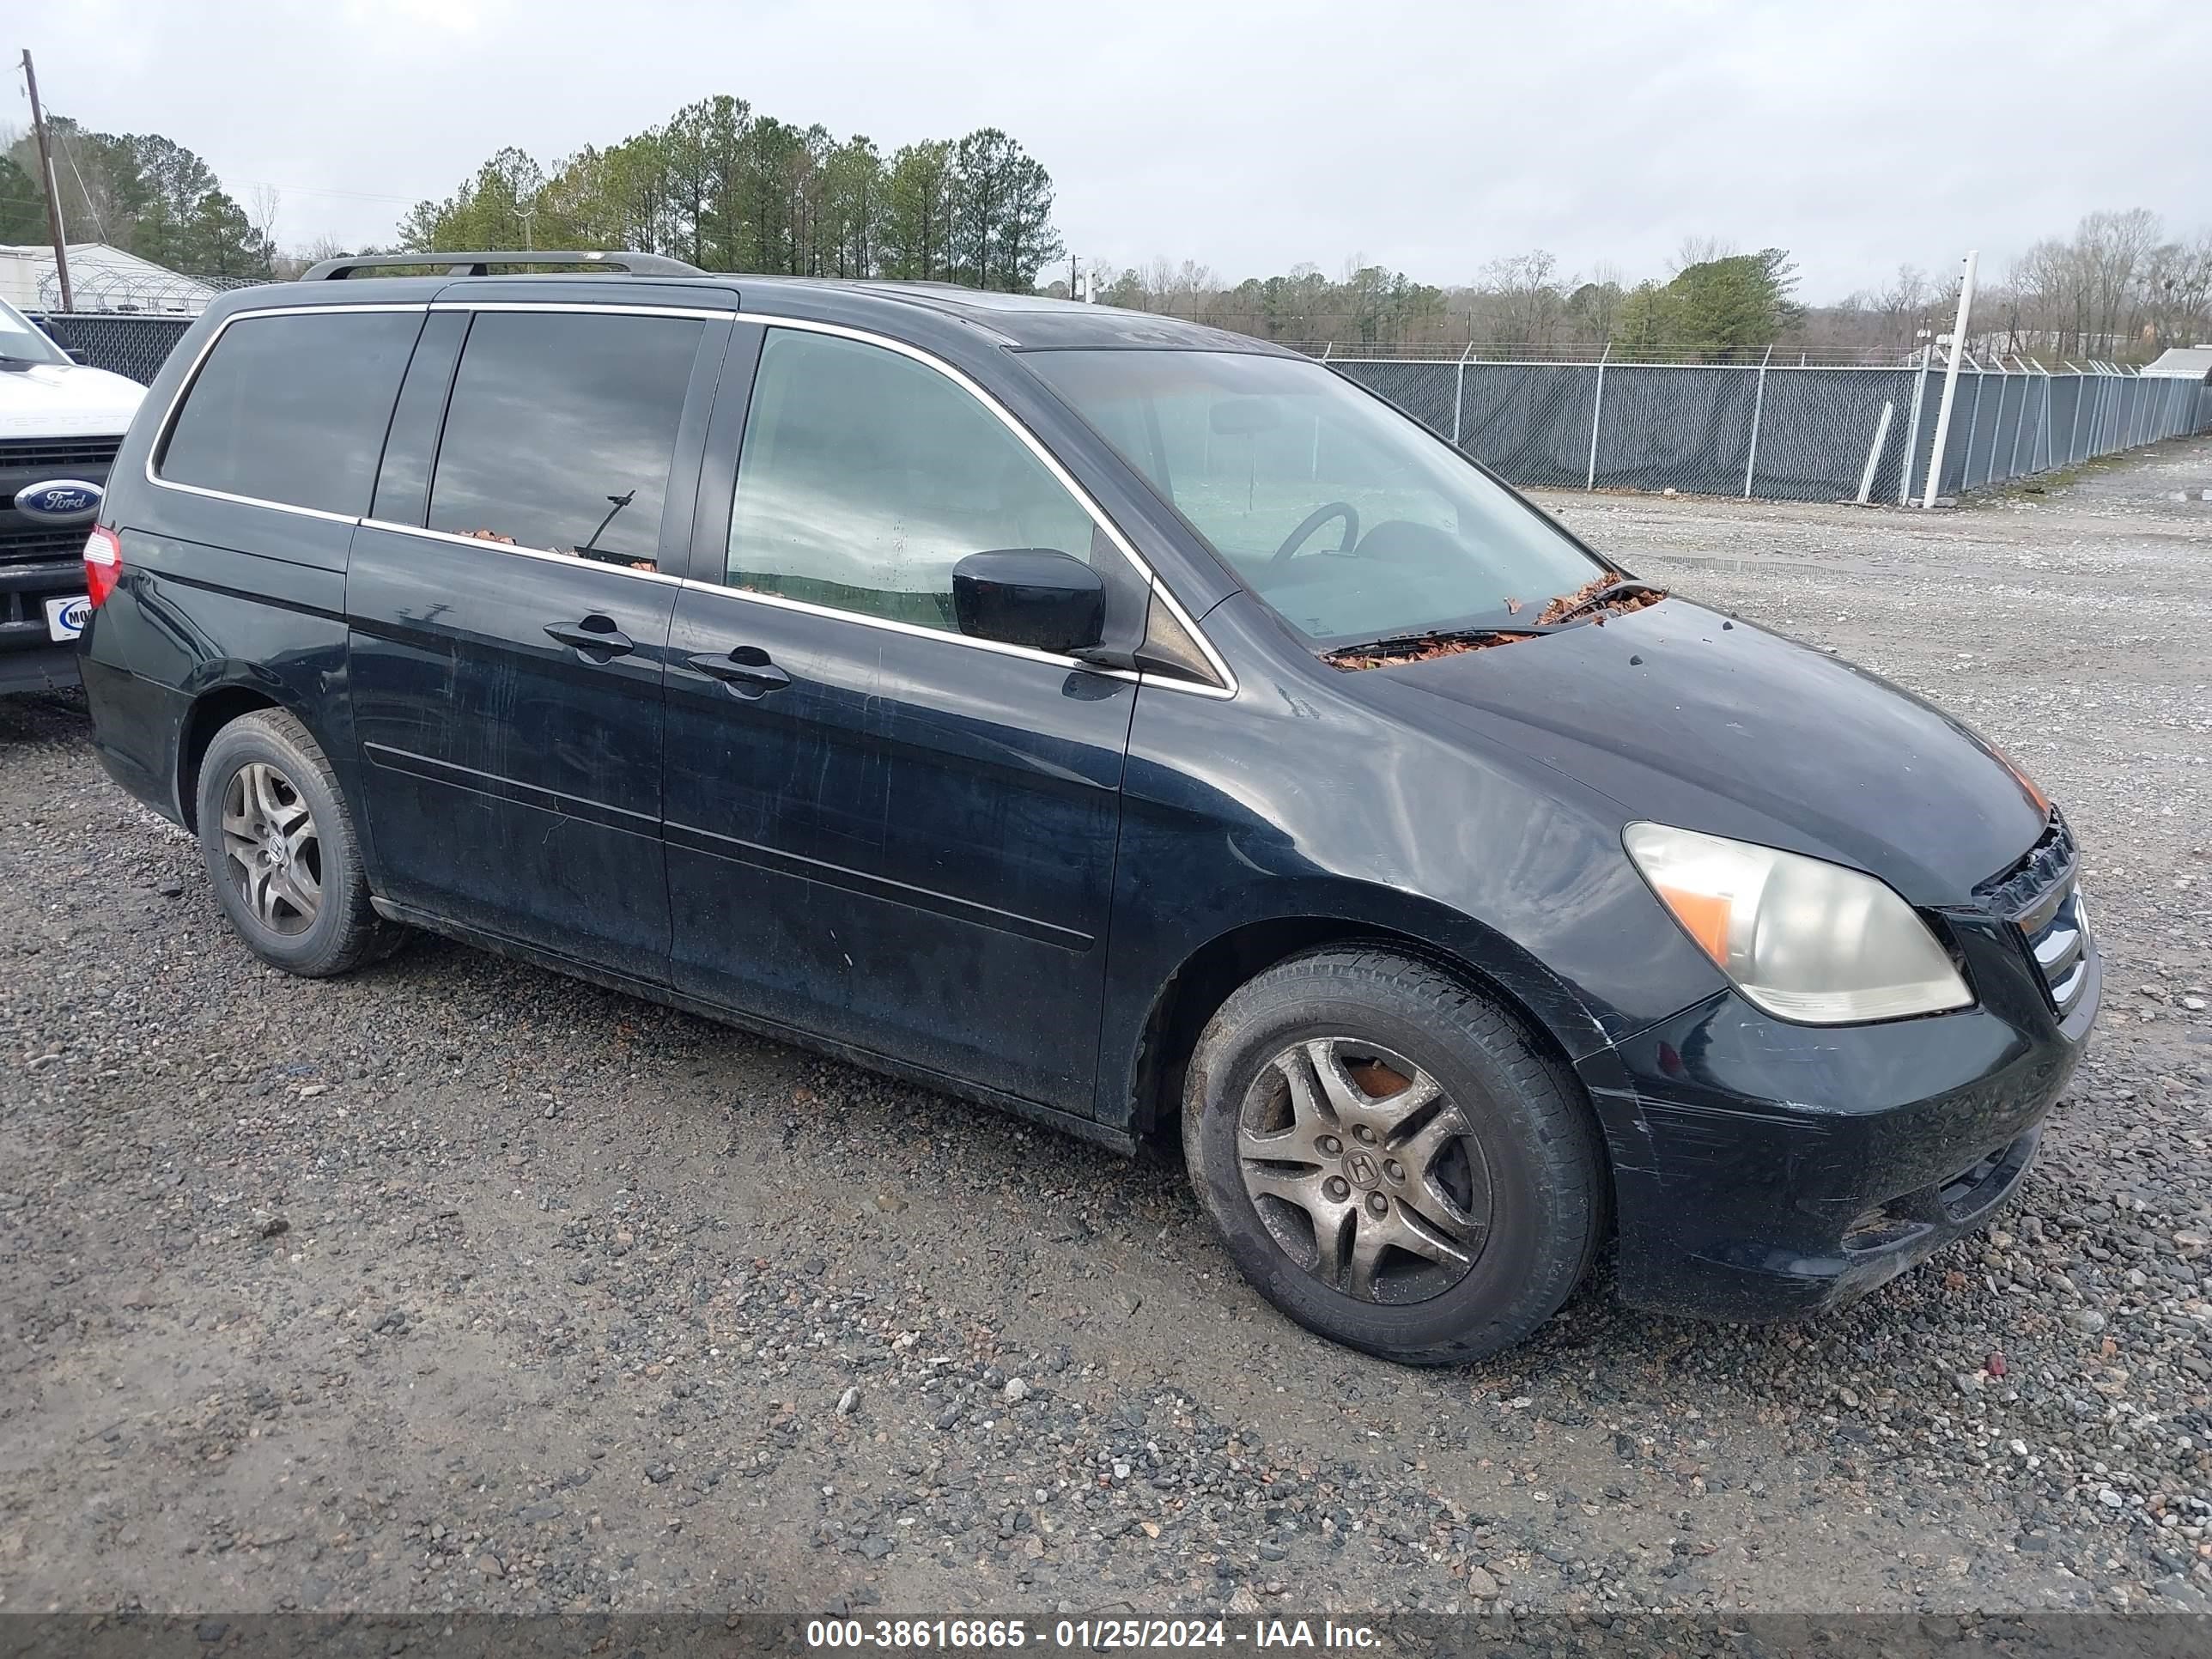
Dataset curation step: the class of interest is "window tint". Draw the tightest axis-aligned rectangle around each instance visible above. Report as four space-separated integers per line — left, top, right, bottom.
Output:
726 329 1095 630
427 312 705 571
159 310 422 514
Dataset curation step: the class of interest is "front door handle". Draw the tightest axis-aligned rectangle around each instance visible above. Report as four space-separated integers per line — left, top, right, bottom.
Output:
687 647 792 697
545 616 635 659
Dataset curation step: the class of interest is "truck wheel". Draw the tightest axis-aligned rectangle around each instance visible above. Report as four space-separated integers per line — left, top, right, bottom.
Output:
195 708 401 977
1183 946 1605 1364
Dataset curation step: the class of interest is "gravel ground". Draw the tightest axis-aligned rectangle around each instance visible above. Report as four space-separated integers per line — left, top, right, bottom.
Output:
2 436 2209 1620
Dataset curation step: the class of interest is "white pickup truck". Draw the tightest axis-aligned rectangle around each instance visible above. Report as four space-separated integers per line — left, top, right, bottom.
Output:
2 295 144 694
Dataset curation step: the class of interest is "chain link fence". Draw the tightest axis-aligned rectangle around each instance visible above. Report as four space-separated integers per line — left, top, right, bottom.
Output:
33 313 198 386
1327 349 2212 501
29 312 2212 503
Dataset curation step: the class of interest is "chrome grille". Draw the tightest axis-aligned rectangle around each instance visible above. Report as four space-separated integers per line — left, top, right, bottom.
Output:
1980 816 2091 1018
0 525 88 566
0 434 123 474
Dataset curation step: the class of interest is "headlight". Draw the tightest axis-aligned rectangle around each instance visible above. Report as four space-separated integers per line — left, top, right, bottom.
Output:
1623 823 1972 1024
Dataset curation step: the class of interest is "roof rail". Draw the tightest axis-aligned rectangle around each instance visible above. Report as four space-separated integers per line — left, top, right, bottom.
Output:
301 250 706 281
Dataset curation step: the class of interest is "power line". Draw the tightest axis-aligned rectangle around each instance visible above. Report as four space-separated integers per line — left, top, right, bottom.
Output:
56 125 107 242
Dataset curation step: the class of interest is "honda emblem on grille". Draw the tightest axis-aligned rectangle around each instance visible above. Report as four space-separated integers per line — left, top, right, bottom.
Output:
13 478 104 523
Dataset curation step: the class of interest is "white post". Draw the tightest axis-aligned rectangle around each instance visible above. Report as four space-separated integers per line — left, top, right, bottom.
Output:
1742 343 1774 498
1452 343 1470 448
2035 363 2052 474
1962 365 1986 489
2008 360 2028 479
1856 400 1896 504
1586 343 1610 490
1921 251 1978 507
1899 345 1932 504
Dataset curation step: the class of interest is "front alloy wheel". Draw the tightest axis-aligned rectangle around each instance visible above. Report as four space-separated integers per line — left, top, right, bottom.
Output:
219 760 324 935
1237 1037 1492 1304
1184 946 1605 1365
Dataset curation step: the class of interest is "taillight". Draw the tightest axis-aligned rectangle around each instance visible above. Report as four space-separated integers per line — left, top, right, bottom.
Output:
83 525 122 608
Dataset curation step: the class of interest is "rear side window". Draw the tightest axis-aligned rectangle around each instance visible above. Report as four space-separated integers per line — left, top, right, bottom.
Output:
426 312 706 570
158 310 422 515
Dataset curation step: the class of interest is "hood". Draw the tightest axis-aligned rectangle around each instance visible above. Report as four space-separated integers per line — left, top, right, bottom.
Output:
0 360 145 439
1355 598 2047 903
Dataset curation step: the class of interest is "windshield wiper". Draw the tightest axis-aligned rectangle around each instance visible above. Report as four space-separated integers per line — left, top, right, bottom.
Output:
1323 576 1668 671
1537 577 1665 627
1322 624 1544 669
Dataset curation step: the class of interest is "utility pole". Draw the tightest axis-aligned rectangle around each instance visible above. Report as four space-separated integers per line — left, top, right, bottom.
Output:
20 50 75 312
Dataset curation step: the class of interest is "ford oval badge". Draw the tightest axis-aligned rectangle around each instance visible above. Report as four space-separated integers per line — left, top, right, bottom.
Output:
14 478 104 522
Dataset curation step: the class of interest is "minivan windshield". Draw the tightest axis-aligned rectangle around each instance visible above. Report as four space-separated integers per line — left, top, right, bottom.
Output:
1027 349 1602 647
0 298 70 368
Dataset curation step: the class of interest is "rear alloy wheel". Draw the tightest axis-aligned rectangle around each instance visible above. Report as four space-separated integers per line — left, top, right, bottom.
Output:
1184 947 1605 1364
218 761 324 936
195 708 403 977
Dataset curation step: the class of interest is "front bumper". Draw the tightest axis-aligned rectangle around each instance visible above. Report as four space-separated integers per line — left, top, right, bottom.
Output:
1580 907 2099 1323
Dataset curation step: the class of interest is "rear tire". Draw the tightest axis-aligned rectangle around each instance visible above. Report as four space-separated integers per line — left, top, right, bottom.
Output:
195 708 402 977
1183 946 1605 1364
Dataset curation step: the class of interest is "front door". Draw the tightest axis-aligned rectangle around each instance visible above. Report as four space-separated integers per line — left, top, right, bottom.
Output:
347 307 725 980
662 323 1142 1109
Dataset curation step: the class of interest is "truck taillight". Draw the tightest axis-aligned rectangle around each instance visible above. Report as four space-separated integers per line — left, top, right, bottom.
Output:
83 525 122 608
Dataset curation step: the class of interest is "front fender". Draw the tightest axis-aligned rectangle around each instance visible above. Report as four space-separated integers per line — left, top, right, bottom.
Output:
1097 595 1726 1128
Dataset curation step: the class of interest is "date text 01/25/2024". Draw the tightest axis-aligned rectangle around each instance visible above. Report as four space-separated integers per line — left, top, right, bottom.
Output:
805 1620 1383 1650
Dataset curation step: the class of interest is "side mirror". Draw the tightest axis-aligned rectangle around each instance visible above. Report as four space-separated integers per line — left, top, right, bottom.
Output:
64 347 89 366
951 549 1104 655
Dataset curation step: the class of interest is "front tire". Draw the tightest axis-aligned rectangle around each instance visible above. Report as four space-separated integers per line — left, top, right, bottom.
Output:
195 708 400 977
1183 947 1605 1364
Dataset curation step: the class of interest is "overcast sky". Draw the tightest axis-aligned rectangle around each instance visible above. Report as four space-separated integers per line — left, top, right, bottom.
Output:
13 0 2210 299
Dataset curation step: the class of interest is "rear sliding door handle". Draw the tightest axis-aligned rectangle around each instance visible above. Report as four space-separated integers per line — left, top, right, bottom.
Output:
686 647 792 696
545 617 635 658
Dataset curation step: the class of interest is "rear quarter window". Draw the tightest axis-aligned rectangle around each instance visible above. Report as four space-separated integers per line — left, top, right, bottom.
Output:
156 309 423 515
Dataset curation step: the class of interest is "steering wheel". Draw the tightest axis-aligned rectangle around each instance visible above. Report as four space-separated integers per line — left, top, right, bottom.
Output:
1270 501 1359 567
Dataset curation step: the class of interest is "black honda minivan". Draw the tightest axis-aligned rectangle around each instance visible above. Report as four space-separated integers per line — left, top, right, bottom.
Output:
80 253 2097 1364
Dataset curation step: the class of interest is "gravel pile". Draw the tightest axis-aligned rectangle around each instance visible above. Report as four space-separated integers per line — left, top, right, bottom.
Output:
2 436 2208 1618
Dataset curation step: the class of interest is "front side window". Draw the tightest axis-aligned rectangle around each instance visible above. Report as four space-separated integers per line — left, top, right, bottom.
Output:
725 328 1097 630
427 312 705 570
158 309 422 514
1026 349 1602 648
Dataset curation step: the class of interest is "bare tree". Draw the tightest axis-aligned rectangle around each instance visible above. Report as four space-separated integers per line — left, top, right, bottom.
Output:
248 184 281 253
1672 234 1737 273
1477 249 1564 345
1874 263 1931 345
